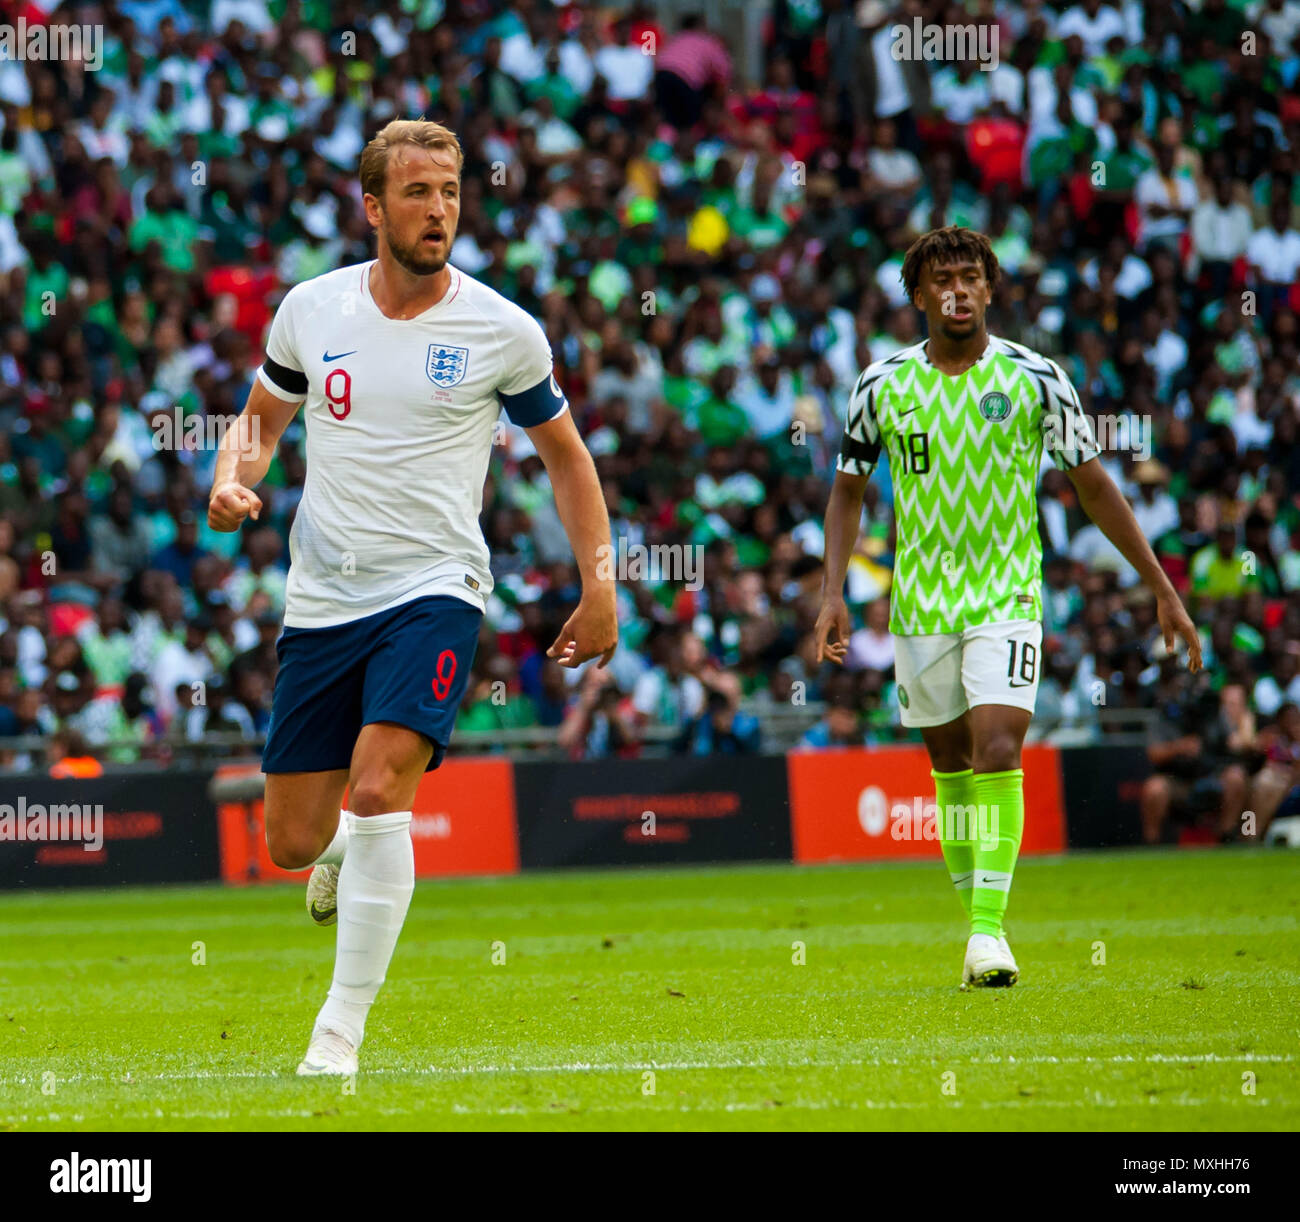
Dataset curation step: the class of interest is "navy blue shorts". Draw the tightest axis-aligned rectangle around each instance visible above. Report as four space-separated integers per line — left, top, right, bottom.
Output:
262 594 482 774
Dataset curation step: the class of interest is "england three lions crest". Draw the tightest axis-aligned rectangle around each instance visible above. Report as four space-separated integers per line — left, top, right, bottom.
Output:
426 344 469 388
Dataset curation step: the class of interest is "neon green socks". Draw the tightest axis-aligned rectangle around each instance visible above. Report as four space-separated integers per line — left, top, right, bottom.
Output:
932 768 977 916
970 769 1025 937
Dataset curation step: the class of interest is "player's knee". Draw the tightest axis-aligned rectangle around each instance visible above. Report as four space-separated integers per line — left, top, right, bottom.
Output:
921 724 971 772
928 743 971 772
348 775 407 818
266 823 320 871
972 734 1021 774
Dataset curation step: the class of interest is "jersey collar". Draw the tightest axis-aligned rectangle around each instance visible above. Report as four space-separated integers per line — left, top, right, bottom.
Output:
360 260 462 321
920 333 999 371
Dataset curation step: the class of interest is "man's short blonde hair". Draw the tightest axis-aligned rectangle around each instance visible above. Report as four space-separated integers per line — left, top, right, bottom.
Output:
359 119 464 200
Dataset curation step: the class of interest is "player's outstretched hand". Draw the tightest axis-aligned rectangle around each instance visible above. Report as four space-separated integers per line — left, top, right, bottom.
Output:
208 482 263 531
548 593 618 669
814 597 851 666
1157 591 1203 673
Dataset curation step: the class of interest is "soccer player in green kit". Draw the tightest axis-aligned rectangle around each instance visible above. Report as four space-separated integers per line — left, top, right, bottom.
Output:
815 227 1202 986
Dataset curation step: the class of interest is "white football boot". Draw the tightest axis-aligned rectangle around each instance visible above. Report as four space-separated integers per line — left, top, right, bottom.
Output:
962 932 1019 988
306 863 339 926
296 1026 358 1076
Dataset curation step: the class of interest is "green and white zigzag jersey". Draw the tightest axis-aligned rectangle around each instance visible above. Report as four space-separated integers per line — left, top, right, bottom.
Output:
836 335 1100 635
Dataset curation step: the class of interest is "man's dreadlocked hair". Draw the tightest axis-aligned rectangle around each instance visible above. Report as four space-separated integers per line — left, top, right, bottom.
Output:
900 226 1001 301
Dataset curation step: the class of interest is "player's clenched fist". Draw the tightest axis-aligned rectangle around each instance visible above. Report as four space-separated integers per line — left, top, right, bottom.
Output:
547 592 619 668
208 482 262 531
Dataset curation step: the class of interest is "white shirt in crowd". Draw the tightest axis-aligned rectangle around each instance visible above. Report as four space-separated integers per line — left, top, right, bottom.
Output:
846 627 895 673
930 66 1025 123
1144 328 1188 398
210 0 275 35
735 372 797 440
1249 0 1300 49
1026 67 1099 126
1131 492 1179 543
1246 223 1300 283
868 147 922 191
76 119 130 167
1191 198 1255 263
632 669 704 726
870 24 912 117
1254 669 1300 718
183 92 251 137
593 43 654 100
1056 3 1128 57
559 40 596 94
499 32 547 84
151 642 213 719
1080 253 1153 299
1069 522 1141 587
1134 168 1197 250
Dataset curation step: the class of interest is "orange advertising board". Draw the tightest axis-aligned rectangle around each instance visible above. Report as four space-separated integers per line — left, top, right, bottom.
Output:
787 744 1065 863
216 756 519 883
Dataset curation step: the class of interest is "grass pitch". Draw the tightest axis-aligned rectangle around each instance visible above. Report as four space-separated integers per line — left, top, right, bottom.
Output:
0 850 1296 1131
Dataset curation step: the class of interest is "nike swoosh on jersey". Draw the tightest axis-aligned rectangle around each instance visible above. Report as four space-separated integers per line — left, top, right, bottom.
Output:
322 350 357 362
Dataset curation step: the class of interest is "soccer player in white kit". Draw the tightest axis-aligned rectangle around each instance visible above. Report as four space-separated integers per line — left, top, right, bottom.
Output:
208 120 618 1074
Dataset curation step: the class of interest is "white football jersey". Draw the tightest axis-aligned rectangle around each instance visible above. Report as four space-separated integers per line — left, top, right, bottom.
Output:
256 261 568 628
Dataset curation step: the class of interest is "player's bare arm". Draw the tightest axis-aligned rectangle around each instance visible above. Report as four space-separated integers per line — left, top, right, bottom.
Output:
207 379 302 531
526 408 619 669
1066 456 1202 671
815 468 870 664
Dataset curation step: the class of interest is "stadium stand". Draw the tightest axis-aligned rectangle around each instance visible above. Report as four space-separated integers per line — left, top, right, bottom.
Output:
0 0 1297 843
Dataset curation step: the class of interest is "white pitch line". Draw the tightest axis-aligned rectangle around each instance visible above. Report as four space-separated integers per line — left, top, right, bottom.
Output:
0 1052 1293 1088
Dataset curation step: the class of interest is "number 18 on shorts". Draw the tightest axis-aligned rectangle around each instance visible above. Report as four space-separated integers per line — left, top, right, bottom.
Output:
893 620 1042 728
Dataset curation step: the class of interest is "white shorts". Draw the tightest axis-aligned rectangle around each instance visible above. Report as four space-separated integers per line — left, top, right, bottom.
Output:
893 620 1042 728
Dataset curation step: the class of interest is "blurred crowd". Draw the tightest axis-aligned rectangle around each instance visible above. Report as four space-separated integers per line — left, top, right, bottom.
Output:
0 0 1298 841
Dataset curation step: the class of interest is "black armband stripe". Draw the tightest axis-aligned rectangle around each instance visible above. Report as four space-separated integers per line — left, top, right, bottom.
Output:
839 433 881 465
262 358 308 396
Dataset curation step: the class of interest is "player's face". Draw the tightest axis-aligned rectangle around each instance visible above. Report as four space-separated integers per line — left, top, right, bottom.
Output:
369 145 461 276
915 259 991 340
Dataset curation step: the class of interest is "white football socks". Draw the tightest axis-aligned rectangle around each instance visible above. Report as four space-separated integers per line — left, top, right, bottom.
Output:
310 811 351 868
313 810 414 1049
